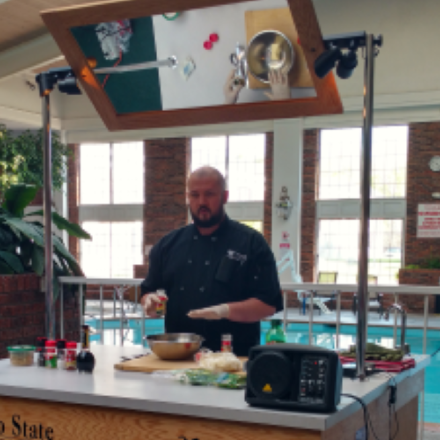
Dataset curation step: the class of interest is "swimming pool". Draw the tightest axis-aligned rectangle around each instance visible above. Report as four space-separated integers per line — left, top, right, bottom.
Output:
86 318 440 424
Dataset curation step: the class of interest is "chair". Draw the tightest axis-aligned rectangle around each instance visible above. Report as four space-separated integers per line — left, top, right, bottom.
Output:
352 275 385 318
300 271 338 315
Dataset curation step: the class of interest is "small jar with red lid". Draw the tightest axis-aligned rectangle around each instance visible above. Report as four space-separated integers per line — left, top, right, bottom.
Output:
45 340 57 369
65 342 78 371
221 334 233 353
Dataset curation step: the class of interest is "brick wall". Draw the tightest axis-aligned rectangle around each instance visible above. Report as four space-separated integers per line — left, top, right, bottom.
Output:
405 123 440 265
300 129 319 283
398 269 440 313
67 144 80 262
29 188 43 206
0 274 80 359
263 132 274 245
143 138 190 264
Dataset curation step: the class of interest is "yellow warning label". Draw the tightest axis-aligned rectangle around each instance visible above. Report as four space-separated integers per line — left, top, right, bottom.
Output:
263 384 272 393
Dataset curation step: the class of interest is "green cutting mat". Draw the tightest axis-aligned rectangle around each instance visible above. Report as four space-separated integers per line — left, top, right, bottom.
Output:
71 16 162 114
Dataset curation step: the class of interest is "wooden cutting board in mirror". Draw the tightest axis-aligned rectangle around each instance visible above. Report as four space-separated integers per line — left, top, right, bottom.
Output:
40 0 343 131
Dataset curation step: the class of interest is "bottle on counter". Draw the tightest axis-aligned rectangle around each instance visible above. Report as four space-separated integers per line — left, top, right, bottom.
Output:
65 342 78 371
221 334 233 353
155 289 168 317
265 319 287 344
56 339 67 369
77 325 95 373
36 337 47 367
45 340 58 368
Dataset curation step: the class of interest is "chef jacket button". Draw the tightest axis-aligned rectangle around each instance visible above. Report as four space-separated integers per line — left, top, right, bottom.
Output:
180 287 185 291
193 236 198 240
211 236 217 242
200 287 205 292
205 260 210 265
188 259 192 264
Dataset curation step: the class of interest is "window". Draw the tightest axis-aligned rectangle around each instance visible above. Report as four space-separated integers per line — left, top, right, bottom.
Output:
80 142 144 205
240 221 263 233
81 221 143 278
318 219 403 284
191 134 265 201
319 126 408 200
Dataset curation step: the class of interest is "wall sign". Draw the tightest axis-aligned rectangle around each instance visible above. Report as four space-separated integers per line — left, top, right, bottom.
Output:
417 204 440 238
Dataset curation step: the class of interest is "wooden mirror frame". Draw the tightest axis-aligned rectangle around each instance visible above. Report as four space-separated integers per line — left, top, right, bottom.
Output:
41 0 343 131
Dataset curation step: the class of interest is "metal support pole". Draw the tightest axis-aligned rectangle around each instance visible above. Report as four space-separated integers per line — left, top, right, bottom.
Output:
423 295 429 354
100 285 104 345
336 291 341 350
60 283 64 339
283 291 287 332
393 293 398 347
356 34 375 381
308 291 314 345
141 307 146 348
42 93 55 340
79 284 84 334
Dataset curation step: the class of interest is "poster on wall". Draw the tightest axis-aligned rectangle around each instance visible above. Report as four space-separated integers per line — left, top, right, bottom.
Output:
417 204 440 238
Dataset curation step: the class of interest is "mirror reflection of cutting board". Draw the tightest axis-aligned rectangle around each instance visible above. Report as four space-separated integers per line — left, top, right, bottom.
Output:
245 8 314 90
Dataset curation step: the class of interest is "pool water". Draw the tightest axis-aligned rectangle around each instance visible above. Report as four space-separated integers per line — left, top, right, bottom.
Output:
86 318 440 423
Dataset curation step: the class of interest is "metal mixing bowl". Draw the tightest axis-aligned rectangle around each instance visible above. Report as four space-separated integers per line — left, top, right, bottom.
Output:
144 333 204 361
246 30 295 84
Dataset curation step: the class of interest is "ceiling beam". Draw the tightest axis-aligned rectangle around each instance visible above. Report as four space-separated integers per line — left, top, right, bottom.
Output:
0 33 63 82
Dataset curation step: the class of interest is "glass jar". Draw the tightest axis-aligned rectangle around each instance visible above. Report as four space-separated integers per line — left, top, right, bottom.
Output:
57 339 67 369
65 342 78 371
221 334 233 353
36 337 47 367
155 289 168 317
45 340 57 368
265 319 287 344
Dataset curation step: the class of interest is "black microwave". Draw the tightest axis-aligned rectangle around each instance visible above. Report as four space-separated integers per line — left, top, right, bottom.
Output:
245 344 343 413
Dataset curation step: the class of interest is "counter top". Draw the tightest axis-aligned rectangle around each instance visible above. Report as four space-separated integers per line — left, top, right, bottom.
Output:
0 346 429 431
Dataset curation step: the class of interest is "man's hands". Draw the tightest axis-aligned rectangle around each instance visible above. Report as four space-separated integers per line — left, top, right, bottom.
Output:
264 69 291 101
224 69 244 105
188 304 230 320
141 293 163 318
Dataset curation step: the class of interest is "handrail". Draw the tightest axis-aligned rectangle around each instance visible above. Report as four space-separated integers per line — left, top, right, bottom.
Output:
280 282 440 295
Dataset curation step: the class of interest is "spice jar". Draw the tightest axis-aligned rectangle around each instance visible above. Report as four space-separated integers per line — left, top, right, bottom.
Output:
221 334 233 353
65 342 78 371
81 325 90 350
45 340 57 368
155 290 168 317
36 337 47 367
57 339 67 369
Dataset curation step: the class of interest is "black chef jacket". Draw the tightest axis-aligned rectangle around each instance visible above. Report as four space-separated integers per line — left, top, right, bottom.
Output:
140 216 283 356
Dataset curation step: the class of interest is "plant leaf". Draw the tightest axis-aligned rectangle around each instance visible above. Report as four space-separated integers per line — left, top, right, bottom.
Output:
0 228 14 249
0 260 14 274
31 245 45 276
2 216 44 247
25 210 92 240
1 184 39 217
0 250 24 273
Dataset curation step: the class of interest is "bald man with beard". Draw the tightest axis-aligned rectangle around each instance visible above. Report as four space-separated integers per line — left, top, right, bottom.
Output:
140 166 283 356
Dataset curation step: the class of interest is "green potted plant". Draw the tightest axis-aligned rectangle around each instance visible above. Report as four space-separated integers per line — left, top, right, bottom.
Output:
0 183 91 299
0 124 71 200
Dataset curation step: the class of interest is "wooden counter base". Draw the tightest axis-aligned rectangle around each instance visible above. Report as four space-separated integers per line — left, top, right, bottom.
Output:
0 371 423 440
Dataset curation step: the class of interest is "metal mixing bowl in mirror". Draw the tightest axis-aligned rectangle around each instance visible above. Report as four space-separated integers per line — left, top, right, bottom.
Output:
246 30 295 84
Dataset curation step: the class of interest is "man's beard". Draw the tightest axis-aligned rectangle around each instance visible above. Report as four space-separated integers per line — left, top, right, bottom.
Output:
190 206 225 228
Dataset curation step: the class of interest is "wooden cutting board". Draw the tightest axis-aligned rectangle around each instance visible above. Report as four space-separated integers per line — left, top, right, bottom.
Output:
245 8 314 89
114 353 247 373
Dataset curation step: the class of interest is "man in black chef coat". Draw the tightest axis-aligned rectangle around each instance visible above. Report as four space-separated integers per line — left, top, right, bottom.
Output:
140 166 283 356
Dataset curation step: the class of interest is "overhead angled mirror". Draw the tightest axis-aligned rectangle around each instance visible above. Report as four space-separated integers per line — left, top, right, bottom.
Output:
41 0 343 131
